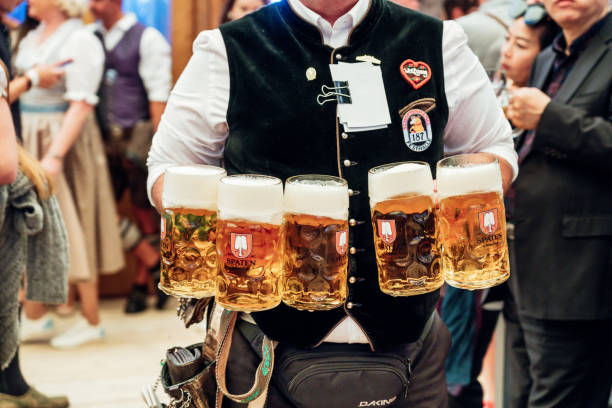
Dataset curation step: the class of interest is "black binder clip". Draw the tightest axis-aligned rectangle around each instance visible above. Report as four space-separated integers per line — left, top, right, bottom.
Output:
317 81 352 105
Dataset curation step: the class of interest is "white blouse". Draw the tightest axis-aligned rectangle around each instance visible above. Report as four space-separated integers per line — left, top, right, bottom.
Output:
14 19 105 107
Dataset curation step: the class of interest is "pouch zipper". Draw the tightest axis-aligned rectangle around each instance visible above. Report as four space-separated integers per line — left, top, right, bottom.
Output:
287 362 409 395
280 351 408 372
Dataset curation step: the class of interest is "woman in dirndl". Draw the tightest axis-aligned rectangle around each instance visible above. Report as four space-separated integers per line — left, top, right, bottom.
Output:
14 0 125 348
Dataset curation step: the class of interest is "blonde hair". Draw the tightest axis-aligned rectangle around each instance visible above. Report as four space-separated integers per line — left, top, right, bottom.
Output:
53 0 87 18
18 146 53 200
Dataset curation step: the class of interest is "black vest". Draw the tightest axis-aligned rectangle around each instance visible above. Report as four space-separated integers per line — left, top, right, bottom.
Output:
220 0 448 350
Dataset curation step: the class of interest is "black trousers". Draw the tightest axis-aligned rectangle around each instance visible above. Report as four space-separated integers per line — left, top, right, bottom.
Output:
224 313 451 408
505 305 612 408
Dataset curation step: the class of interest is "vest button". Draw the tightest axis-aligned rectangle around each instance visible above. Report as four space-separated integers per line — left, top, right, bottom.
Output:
349 219 357 227
349 277 357 284
336 53 343 60
305 67 317 81
341 132 348 140
346 302 354 309
343 159 352 167
348 189 354 196
350 247 357 255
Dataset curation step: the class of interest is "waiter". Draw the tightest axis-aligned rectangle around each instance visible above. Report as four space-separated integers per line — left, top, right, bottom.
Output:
147 1 518 406
90 0 172 313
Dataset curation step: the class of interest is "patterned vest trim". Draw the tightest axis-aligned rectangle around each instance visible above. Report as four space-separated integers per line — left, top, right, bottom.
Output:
105 22 149 128
220 0 448 349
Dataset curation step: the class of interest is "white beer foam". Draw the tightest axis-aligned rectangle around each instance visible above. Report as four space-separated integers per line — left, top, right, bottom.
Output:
437 161 502 199
368 162 434 205
162 165 226 209
218 175 284 225
284 178 348 220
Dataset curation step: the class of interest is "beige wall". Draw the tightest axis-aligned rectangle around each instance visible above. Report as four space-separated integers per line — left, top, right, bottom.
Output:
172 0 225 80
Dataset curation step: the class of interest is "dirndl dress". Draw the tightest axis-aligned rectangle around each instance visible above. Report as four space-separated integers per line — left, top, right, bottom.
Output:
15 18 124 281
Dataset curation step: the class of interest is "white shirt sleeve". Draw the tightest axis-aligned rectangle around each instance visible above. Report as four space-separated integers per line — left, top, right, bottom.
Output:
0 64 7 99
139 27 172 102
61 29 105 105
442 20 518 181
146 29 230 204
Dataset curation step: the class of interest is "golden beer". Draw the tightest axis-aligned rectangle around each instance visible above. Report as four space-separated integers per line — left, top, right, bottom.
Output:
371 194 441 296
438 191 509 289
160 208 218 298
216 219 282 311
282 214 349 310
369 162 441 296
160 165 226 298
282 175 349 310
437 154 510 289
216 174 284 312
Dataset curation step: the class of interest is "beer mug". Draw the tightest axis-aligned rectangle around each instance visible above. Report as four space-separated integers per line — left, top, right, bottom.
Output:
282 175 349 311
368 162 441 296
216 175 284 312
437 154 510 289
160 165 226 298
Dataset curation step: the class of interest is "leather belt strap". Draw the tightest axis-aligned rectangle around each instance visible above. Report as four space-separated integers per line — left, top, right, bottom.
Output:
215 310 276 408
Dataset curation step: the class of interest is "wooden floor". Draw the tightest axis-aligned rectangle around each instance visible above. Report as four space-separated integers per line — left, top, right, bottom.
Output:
20 298 204 408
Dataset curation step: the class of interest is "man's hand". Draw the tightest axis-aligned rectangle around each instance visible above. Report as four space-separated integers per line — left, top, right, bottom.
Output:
507 86 551 130
35 60 69 88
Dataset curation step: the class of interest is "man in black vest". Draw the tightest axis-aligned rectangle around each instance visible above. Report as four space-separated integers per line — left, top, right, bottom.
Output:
506 0 612 406
147 1 518 406
90 0 172 313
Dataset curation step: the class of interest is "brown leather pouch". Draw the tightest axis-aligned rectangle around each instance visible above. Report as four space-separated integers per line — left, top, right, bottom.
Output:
162 344 216 408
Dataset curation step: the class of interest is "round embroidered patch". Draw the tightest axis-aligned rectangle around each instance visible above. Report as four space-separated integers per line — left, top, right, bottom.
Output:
402 109 432 152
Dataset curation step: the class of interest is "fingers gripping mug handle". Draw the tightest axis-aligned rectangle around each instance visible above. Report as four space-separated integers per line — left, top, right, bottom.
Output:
215 310 275 407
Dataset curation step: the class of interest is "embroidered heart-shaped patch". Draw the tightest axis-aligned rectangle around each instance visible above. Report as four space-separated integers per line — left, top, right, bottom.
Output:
400 59 431 90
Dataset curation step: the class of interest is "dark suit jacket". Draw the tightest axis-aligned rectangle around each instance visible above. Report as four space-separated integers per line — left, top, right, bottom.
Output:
511 16 612 320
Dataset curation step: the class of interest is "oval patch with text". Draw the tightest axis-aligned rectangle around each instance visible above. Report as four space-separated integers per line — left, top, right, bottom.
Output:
402 109 432 152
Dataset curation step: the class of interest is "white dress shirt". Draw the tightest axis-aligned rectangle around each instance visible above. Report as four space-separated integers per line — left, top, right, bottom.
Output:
0 65 7 99
15 19 104 106
94 13 172 103
147 0 519 344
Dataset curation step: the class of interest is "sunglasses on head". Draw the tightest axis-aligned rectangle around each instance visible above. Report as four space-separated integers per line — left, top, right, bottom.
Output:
509 0 548 26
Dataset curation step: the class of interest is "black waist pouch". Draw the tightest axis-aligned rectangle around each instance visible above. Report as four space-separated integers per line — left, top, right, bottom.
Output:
238 311 437 407
236 320 412 408
273 342 411 408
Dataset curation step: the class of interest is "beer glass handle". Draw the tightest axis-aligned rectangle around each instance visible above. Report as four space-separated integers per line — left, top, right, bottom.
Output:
215 310 276 407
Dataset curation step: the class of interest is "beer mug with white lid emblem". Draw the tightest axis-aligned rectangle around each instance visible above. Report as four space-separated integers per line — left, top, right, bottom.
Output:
216 174 284 312
160 165 226 298
436 153 510 289
368 162 442 296
282 175 349 311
